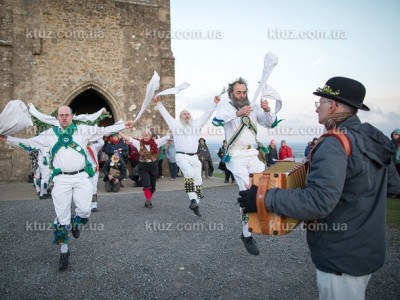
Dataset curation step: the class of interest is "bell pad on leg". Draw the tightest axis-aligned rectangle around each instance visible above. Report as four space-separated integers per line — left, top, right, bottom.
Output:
184 178 195 193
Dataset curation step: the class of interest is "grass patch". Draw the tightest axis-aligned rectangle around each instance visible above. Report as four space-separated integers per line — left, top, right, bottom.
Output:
211 172 225 179
387 197 400 228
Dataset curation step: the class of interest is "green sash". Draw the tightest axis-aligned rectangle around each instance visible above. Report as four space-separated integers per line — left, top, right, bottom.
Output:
223 104 269 163
51 123 95 177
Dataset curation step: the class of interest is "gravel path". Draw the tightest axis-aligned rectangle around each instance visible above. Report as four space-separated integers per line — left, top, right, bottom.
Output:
0 186 399 299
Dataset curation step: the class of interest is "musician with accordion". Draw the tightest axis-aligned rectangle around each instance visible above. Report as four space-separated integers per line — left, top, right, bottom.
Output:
238 77 400 300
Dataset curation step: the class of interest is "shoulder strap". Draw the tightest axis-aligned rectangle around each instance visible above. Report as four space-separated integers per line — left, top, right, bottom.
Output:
321 129 352 157
50 124 94 177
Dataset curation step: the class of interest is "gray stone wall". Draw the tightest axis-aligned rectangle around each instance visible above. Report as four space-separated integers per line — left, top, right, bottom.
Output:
0 0 175 181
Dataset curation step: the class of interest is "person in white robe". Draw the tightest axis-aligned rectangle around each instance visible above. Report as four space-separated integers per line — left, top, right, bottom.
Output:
212 77 274 256
154 96 220 217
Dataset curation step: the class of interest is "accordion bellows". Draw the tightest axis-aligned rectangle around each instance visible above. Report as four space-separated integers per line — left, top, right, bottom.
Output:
248 161 307 235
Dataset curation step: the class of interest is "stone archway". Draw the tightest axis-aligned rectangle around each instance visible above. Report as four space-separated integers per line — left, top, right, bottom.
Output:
69 89 113 126
64 82 125 126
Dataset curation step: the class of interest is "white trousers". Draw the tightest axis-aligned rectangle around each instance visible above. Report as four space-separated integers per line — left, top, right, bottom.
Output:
52 172 93 225
316 269 371 300
89 171 99 209
226 148 265 191
34 160 51 196
226 148 265 236
175 153 202 200
89 171 99 194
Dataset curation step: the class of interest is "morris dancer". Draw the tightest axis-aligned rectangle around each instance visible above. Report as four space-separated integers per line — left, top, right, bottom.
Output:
119 130 169 208
87 138 105 212
212 77 274 255
0 106 133 270
154 95 220 216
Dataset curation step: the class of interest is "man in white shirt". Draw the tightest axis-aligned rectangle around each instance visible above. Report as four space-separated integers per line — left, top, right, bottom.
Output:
213 77 274 256
0 106 133 270
154 96 220 217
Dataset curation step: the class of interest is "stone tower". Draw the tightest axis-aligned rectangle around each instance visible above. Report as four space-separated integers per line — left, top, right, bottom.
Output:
0 0 175 181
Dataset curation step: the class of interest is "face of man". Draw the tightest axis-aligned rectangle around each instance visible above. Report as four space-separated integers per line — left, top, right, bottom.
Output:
179 110 192 126
57 106 73 129
110 135 119 143
230 83 250 108
315 97 334 125
142 131 152 142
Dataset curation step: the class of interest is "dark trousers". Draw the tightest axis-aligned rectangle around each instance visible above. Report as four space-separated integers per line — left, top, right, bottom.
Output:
105 181 121 192
225 169 234 182
168 162 178 178
138 161 158 194
157 159 164 178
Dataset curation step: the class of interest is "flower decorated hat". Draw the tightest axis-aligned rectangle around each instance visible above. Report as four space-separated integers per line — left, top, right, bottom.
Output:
313 76 369 111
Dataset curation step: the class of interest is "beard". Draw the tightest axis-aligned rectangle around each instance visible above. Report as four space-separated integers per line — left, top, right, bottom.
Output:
180 117 193 127
229 95 250 109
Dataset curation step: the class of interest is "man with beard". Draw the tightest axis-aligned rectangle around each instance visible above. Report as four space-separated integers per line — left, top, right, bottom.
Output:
154 95 220 216
212 77 274 256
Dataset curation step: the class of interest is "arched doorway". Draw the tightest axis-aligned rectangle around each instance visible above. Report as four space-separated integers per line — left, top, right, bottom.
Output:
69 89 114 126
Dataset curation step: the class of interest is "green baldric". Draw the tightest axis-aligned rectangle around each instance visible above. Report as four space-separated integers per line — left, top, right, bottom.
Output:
51 123 95 177
222 103 269 163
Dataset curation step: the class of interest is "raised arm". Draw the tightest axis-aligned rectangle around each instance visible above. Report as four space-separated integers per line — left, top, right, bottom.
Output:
155 135 171 148
195 96 220 128
154 96 178 129
255 104 275 128
84 121 134 142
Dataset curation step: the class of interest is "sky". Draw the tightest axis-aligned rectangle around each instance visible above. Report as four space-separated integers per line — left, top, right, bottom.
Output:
169 0 400 144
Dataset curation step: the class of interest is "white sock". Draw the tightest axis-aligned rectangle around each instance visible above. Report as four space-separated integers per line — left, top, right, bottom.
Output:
60 243 68 253
242 224 251 238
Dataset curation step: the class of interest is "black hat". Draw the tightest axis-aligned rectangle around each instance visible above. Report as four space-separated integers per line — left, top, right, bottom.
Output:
313 76 369 111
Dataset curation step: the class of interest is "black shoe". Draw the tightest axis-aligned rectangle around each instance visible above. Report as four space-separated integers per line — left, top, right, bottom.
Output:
58 250 70 270
241 234 260 256
145 200 153 208
71 225 80 239
193 206 201 217
189 199 198 210
91 208 97 212
39 193 51 199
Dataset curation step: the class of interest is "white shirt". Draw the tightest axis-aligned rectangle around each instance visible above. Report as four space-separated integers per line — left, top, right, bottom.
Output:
214 102 274 147
7 123 125 172
156 102 217 153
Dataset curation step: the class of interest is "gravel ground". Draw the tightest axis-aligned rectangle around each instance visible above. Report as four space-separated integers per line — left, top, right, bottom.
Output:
0 185 399 300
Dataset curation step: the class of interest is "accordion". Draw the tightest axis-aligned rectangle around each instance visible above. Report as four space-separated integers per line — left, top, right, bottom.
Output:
248 161 307 235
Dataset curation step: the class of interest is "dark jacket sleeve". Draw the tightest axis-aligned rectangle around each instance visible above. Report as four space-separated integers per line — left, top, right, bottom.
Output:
266 137 348 219
217 147 224 158
388 162 400 195
120 142 129 159
102 159 111 181
104 143 115 156
118 160 127 181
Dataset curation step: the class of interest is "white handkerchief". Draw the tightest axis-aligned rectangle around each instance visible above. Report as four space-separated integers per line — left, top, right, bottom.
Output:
252 52 278 105
0 100 33 135
262 84 282 114
28 103 59 126
155 82 190 97
133 71 160 123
